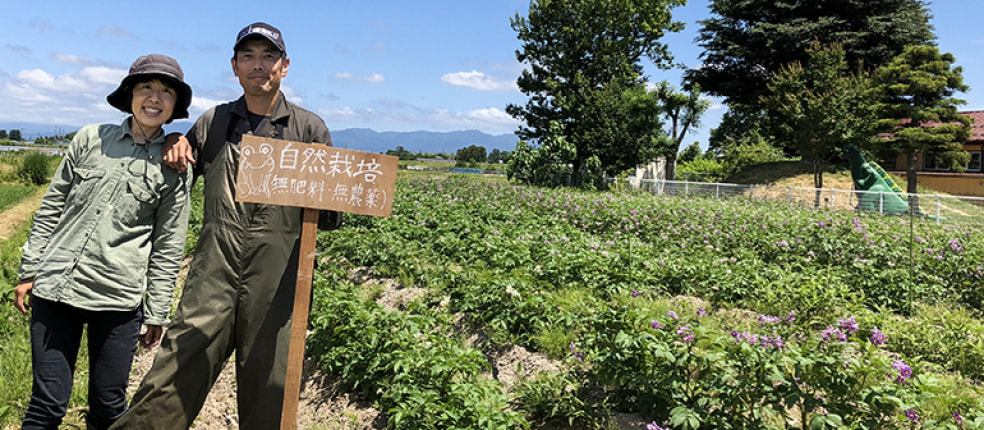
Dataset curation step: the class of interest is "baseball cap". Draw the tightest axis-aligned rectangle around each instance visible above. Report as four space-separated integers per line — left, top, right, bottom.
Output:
106 54 193 123
235 22 286 55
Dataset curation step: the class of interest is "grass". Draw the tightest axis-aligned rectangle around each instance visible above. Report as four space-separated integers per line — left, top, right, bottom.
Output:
0 155 85 428
0 304 32 426
0 185 38 213
0 215 92 428
0 216 34 299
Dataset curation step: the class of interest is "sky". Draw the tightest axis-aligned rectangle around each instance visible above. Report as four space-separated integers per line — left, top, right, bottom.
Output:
1 0 982 149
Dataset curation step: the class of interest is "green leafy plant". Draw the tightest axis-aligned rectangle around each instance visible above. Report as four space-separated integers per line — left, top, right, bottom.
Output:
18 151 52 186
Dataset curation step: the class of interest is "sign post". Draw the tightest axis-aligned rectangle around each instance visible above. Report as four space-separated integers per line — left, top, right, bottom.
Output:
233 135 398 430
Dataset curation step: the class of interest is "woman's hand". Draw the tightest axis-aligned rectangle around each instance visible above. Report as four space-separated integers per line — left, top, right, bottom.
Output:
14 279 34 314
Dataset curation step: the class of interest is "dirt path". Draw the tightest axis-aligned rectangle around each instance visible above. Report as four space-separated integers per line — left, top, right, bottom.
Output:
0 188 44 240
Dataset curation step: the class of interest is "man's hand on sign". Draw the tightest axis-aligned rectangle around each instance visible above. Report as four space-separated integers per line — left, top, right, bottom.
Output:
164 133 196 173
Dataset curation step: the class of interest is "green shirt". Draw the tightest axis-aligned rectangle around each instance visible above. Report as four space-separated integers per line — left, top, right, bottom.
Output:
19 120 192 326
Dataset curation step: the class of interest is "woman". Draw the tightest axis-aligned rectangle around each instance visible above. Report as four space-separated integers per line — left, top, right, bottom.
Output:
13 53 193 430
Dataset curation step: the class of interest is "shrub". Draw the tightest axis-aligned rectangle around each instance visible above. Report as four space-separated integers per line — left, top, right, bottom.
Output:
19 151 51 186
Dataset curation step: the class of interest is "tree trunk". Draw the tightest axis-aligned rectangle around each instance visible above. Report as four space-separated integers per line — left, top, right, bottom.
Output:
666 155 677 181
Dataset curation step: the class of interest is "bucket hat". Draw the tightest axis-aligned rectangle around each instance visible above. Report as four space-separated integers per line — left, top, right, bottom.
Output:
234 22 286 55
106 54 192 123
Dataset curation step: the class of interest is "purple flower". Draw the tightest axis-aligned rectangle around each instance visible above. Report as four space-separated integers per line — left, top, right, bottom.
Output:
677 325 695 343
853 217 864 231
758 314 781 325
667 311 679 320
786 311 796 323
906 410 919 422
569 342 585 360
838 316 859 335
651 320 663 330
822 327 846 343
696 307 708 316
889 360 912 384
631 290 640 298
954 412 963 423
869 328 886 345
646 422 667 430
759 335 783 350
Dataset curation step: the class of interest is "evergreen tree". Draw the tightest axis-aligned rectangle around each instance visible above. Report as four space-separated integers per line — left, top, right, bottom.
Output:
688 0 934 107
687 0 935 153
875 45 971 198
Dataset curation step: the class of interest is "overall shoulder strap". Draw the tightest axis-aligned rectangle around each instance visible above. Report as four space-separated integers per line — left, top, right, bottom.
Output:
200 104 238 168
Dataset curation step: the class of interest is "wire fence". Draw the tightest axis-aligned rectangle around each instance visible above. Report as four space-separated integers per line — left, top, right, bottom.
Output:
614 178 984 225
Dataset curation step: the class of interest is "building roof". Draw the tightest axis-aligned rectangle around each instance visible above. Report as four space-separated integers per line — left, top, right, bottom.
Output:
961 110 984 141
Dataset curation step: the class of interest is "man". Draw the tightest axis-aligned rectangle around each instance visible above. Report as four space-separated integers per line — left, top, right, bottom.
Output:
111 22 336 430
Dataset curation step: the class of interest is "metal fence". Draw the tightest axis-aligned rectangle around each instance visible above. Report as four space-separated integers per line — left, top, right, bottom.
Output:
619 178 984 225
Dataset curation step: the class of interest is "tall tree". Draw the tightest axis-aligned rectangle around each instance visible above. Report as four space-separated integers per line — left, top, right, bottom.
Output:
677 141 703 163
9 129 22 142
762 41 879 196
687 0 935 153
0 130 7 140
688 0 934 107
508 0 685 178
875 45 971 197
456 145 488 165
652 81 711 180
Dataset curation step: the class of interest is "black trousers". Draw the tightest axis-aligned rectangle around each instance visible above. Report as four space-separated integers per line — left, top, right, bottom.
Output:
22 297 142 430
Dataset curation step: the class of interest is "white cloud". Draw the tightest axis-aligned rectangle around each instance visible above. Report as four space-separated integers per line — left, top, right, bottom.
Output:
190 95 222 114
318 103 519 134
333 72 385 83
79 66 126 85
366 41 388 54
51 53 92 66
3 82 56 104
4 44 30 54
0 64 131 126
463 107 515 123
319 106 360 121
16 69 89 92
441 70 516 91
99 25 132 39
280 85 304 105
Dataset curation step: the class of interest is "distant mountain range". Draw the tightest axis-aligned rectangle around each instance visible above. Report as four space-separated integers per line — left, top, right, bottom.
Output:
331 128 519 155
0 121 521 156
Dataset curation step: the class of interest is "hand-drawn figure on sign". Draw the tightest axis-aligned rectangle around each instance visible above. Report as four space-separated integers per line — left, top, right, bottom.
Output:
239 142 275 198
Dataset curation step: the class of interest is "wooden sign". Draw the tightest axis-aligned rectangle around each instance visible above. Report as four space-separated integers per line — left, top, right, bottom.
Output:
235 134 398 217
231 135 397 430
